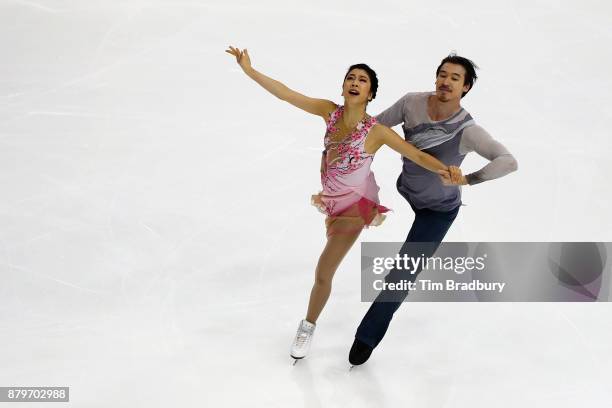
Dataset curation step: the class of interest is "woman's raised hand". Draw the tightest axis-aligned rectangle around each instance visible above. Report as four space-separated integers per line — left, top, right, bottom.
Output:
225 46 252 73
223 46 335 118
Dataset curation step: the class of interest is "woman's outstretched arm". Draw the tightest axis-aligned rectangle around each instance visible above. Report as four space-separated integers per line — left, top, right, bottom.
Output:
226 46 336 118
368 124 462 183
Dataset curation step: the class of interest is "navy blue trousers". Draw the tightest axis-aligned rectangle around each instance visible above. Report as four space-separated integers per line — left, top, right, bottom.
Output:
355 178 460 348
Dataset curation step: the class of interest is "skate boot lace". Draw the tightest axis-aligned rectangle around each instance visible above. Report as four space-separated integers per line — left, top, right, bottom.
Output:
296 331 309 346
294 324 313 348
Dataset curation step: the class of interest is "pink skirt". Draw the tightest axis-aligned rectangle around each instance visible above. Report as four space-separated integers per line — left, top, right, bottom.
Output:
311 193 390 237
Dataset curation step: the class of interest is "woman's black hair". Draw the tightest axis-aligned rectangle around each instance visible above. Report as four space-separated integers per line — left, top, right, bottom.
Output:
344 63 378 101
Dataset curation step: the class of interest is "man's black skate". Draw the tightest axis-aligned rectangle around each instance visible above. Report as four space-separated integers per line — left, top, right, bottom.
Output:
349 338 373 366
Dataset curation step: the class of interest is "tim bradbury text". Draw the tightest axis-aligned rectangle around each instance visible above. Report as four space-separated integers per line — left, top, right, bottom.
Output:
373 279 506 293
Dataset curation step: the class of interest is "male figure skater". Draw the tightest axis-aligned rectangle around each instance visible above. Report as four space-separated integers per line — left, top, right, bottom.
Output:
349 54 518 365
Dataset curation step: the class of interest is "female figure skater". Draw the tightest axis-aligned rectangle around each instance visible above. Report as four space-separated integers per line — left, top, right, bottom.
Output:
225 46 460 361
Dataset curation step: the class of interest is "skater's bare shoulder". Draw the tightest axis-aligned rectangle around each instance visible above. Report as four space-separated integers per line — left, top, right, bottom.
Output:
364 123 396 154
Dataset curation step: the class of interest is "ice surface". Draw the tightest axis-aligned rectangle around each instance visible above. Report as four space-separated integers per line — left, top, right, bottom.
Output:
1 0 611 406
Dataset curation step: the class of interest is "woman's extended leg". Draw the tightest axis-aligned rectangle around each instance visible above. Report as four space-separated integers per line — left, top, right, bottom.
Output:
305 228 362 323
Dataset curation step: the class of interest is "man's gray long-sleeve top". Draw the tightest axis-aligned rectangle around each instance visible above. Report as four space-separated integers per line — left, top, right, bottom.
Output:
376 92 518 211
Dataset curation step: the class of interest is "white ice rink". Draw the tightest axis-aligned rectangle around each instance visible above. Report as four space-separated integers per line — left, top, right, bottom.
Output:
1 0 612 406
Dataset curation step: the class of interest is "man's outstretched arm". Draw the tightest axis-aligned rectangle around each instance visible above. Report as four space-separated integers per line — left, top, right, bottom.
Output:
459 125 518 185
375 93 413 128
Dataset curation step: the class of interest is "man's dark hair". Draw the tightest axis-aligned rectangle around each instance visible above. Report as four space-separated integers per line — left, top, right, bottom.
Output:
436 54 479 98
344 63 378 101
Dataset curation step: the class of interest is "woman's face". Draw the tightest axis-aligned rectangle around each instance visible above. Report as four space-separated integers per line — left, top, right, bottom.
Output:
342 68 372 104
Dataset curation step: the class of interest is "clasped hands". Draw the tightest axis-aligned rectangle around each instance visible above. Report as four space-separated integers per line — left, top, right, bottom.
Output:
438 166 467 186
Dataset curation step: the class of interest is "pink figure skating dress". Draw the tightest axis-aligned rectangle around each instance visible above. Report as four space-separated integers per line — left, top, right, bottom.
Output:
311 105 390 236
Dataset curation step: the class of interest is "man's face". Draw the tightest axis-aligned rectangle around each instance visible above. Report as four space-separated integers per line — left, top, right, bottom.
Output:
435 63 470 102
